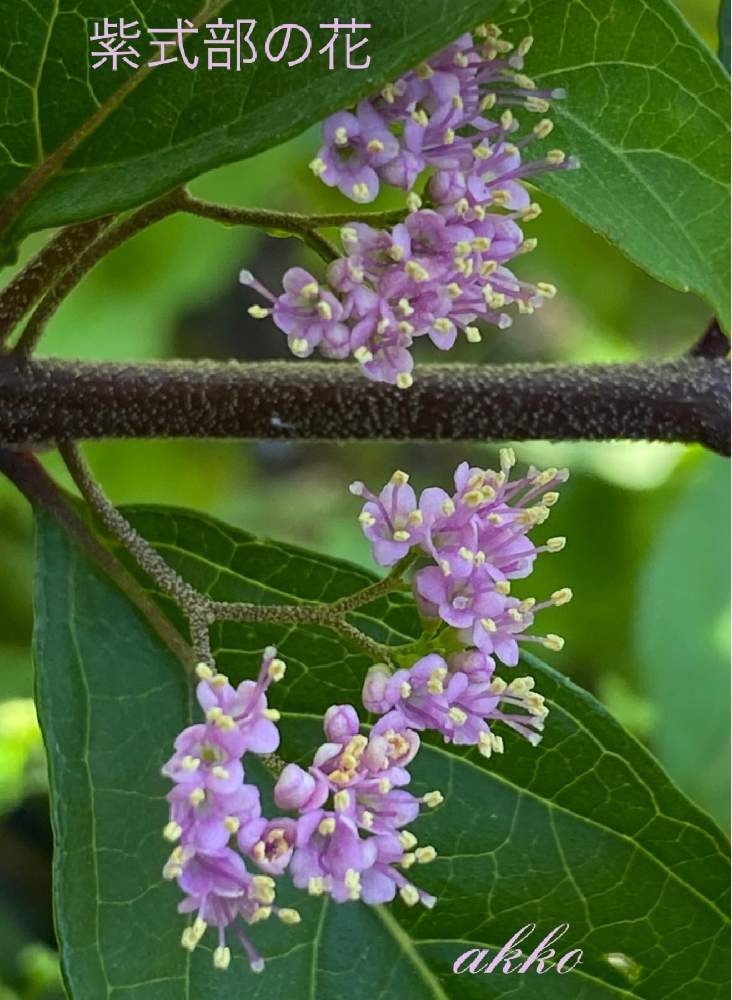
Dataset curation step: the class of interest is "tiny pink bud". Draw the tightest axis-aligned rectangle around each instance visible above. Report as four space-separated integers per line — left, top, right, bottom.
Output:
323 704 360 743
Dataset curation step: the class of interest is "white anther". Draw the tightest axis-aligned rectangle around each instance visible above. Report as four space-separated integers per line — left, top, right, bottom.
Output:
268 657 287 681
551 587 573 606
189 787 205 807
522 202 543 221
248 305 270 319
290 337 309 357
212 945 231 970
400 884 420 906
546 149 566 165
542 634 565 651
354 346 373 364
405 260 429 282
334 790 350 811
533 118 554 138
422 790 443 807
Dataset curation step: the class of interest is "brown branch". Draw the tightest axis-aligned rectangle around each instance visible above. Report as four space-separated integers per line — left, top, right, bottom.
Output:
13 190 186 356
687 318 730 359
0 356 727 454
0 217 114 343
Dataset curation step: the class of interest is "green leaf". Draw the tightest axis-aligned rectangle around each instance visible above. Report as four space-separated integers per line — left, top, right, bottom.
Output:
0 0 505 240
635 454 731 825
502 0 731 326
33 505 729 999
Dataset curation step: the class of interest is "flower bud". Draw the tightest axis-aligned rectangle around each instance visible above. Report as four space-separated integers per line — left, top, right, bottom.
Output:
361 664 394 714
274 763 317 811
323 704 360 743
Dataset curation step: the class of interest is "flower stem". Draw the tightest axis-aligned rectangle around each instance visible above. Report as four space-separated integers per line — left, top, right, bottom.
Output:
178 191 405 237
13 189 186 357
0 216 114 344
58 442 403 670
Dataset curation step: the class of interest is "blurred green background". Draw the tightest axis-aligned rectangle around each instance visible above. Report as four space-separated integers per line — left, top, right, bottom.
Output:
0 1 727 995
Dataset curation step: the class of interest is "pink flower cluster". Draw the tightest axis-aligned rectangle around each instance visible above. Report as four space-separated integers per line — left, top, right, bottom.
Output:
161 649 442 971
161 647 298 972
161 455 570 972
351 451 572 670
241 24 578 385
273 704 438 909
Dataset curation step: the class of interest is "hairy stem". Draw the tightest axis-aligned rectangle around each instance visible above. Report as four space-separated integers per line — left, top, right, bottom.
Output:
0 447 192 667
58 443 401 665
177 191 408 263
0 217 114 343
328 553 416 612
179 191 405 237
4 188 400 357
13 190 186 356
2 356 727 454
333 618 394 663
60 441 202 610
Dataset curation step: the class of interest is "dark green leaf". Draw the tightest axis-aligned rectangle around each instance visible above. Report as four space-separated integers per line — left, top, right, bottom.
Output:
503 0 731 326
0 0 505 239
33 505 730 999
